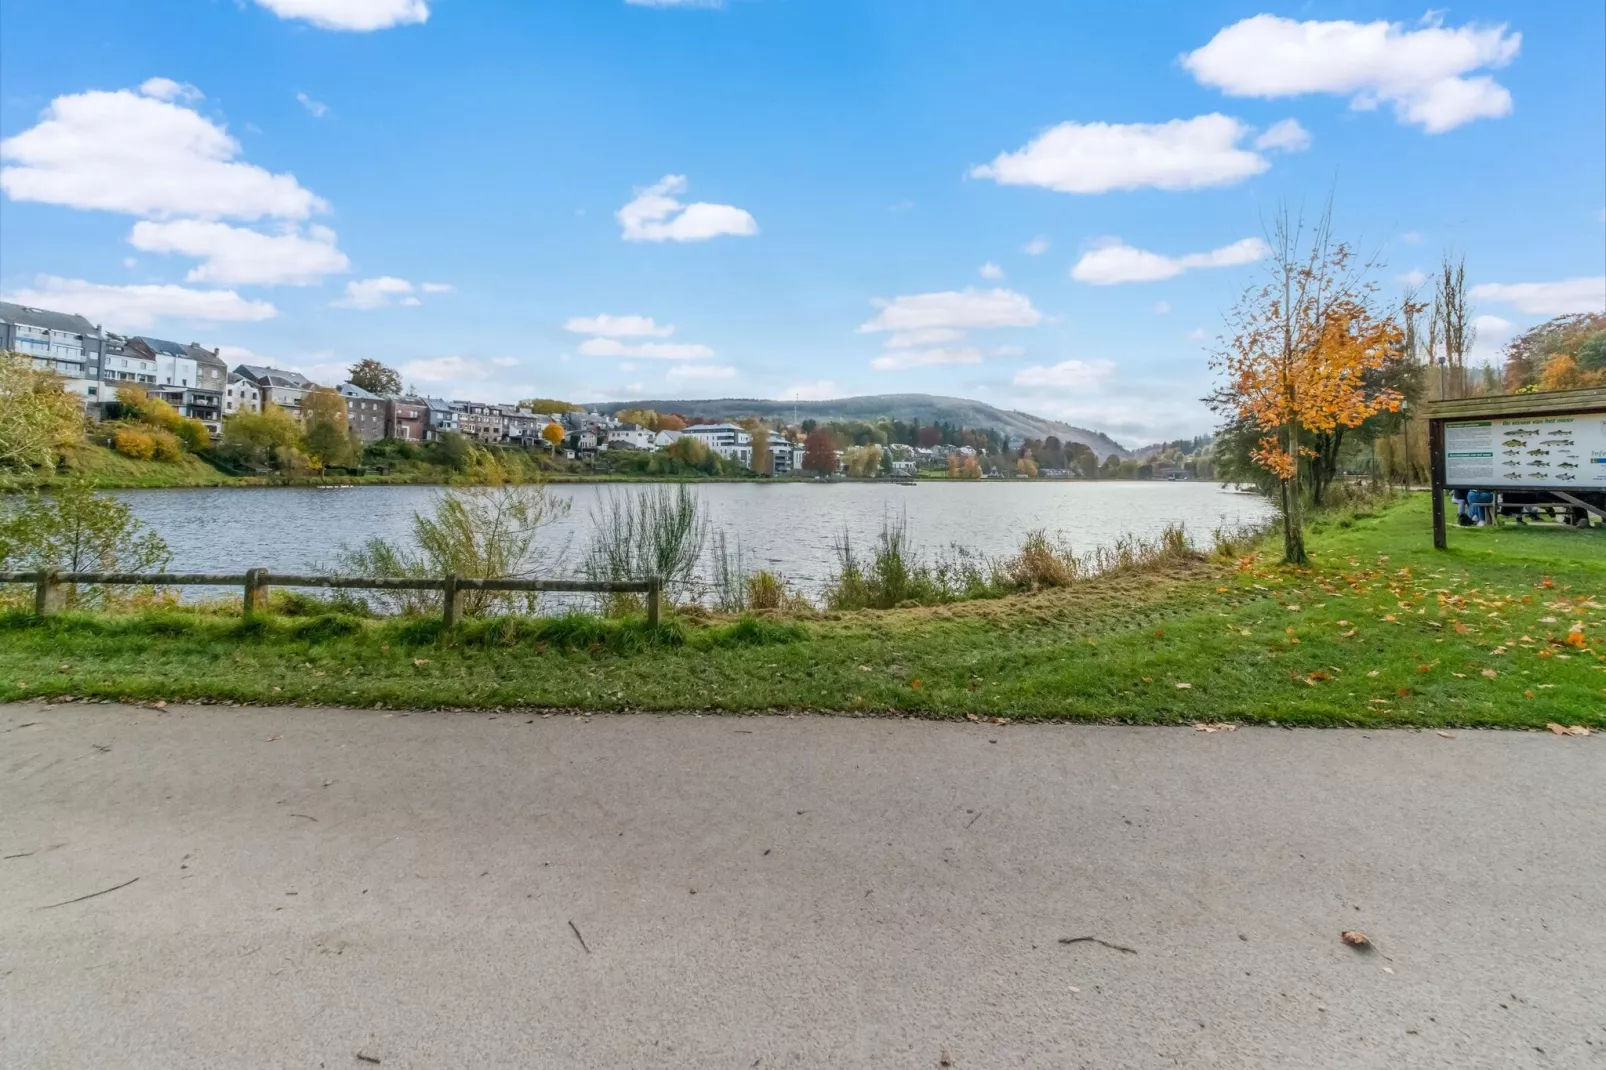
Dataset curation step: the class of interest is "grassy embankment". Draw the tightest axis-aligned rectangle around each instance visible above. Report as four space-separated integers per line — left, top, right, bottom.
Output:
2 494 1601 727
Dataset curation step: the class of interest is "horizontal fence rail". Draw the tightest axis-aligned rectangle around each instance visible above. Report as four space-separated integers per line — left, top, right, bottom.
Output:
0 571 663 627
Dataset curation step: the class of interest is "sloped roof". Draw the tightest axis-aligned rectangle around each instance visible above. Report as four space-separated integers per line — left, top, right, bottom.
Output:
133 335 190 358
233 364 315 389
0 301 101 336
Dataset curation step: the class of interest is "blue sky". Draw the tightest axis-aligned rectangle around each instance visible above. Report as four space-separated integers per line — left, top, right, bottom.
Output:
2 0 1602 445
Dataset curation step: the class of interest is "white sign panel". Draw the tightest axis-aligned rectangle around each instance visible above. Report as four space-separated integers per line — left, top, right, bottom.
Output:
1444 413 1606 489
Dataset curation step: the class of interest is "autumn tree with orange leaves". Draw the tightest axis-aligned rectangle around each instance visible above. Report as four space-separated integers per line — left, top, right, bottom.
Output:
1211 207 1404 565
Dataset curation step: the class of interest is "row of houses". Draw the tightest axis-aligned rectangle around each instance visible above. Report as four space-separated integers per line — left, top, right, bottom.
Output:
2 299 814 472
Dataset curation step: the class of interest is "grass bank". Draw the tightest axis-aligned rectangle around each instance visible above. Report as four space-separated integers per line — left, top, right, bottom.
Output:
2 494 1601 727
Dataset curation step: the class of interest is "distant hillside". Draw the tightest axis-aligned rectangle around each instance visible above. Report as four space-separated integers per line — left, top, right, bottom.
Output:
585 393 1132 460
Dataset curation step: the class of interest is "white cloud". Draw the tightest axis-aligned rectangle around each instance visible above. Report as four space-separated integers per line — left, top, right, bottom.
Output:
577 338 715 360
1189 327 1208 341
1071 237 1269 285
666 363 738 381
861 288 1040 371
1400 231 1423 244
1011 360 1117 391
885 327 965 349
1469 314 1519 365
871 347 991 371
1182 14 1520 133
2 275 276 329
1253 118 1312 153
122 257 138 269
397 355 510 383
777 380 838 401
296 92 329 118
978 261 1005 280
617 174 757 243
333 276 415 309
253 0 429 31
859 288 1042 334
1397 268 1427 288
564 314 674 338
419 282 453 293
971 114 1271 195
138 78 203 104
1470 277 1606 316
1022 236 1050 256
128 220 349 285
1153 301 1172 315
1 83 325 221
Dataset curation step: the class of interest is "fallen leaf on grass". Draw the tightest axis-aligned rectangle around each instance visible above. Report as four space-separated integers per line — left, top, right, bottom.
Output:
910 678 923 691
965 713 980 723
1339 629 1357 638
1547 724 1591 736
1481 669 1498 679
413 658 430 667
1454 622 1470 635
1340 930 1371 949
1367 670 1381 678
1175 682 1193 689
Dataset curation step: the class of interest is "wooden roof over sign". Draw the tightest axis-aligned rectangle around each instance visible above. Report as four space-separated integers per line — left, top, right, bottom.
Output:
1424 388 1606 421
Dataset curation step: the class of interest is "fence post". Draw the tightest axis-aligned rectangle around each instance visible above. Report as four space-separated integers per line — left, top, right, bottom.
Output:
242 568 269 616
646 576 661 629
34 570 63 616
442 573 461 628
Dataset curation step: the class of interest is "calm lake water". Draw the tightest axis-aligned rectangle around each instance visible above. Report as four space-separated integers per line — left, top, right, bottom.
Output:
113 481 1272 597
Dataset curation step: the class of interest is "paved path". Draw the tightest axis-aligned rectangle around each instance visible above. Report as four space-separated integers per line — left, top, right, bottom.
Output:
2 703 1603 1069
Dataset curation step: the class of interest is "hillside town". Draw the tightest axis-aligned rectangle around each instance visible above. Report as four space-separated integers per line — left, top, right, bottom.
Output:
5 298 1214 479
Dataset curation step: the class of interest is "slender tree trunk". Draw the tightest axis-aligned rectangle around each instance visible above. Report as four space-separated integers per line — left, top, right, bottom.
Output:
1285 416 1307 564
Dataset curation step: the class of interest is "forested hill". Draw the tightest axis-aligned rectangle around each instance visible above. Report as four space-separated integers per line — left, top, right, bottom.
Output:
586 393 1131 460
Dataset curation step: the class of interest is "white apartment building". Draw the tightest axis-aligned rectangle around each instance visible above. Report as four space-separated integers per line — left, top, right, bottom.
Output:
0 301 106 402
224 374 261 415
608 423 656 450
682 423 753 466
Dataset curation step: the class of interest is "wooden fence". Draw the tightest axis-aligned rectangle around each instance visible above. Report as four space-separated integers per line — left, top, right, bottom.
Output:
0 570 662 627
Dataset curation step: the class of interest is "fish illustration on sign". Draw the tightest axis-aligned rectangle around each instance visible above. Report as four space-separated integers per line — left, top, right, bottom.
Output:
1540 438 1574 446
1505 428 1541 435
1502 461 1523 468
1526 449 1549 456
1558 461 1579 469
1556 472 1577 481
1529 460 1550 468
1501 439 1528 447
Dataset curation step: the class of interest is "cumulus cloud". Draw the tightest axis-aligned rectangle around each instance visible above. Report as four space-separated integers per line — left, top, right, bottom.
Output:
970 114 1272 194
1253 118 1312 153
871 347 995 371
138 78 203 104
1022 236 1051 256
253 0 429 31
777 380 839 401
577 338 715 360
1071 237 1269 285
978 262 1005 280
398 354 517 383
296 92 329 118
564 314 674 338
333 276 416 309
860 288 1041 372
1397 268 1427 288
1182 14 1520 133
666 363 738 381
859 288 1043 334
1 275 276 329
1470 277 1606 316
128 220 349 285
1011 360 1117 391
0 82 325 221
617 175 757 243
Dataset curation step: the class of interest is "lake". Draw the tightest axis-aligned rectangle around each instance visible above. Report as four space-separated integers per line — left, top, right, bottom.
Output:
113 481 1272 598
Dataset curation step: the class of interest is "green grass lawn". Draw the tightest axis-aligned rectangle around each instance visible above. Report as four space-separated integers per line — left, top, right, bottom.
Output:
2 494 1602 727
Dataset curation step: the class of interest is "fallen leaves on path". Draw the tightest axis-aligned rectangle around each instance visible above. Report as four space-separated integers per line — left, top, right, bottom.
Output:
1341 931 1371 949
1194 722 1237 733
1547 724 1591 736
